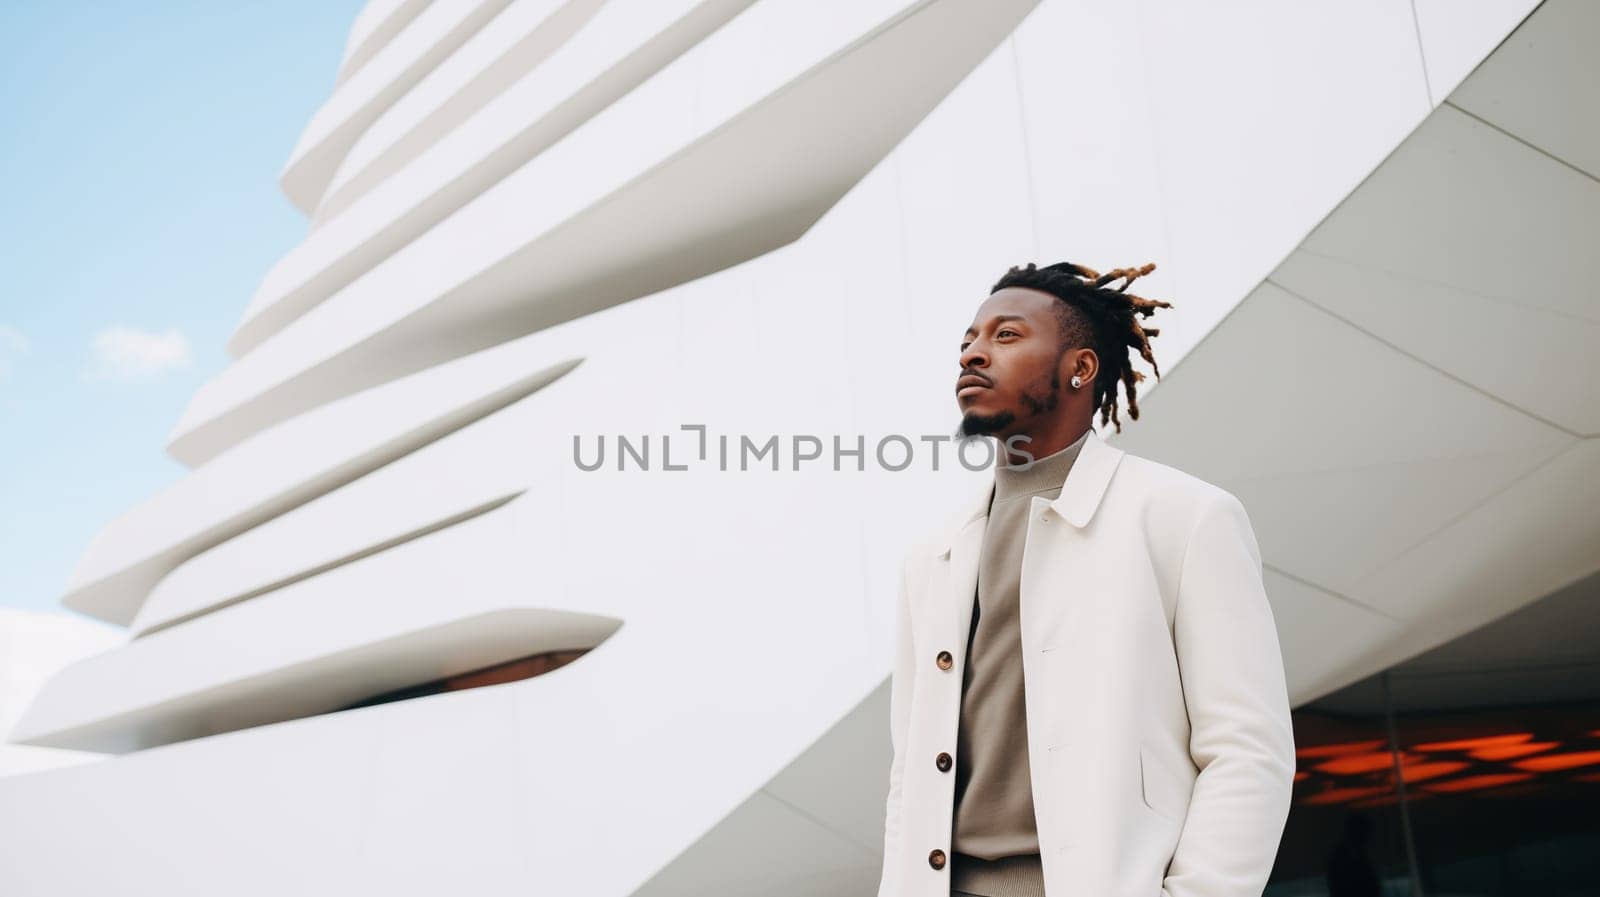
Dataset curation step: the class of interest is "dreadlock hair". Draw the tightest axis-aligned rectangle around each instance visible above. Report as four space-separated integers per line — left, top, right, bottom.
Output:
989 260 1173 433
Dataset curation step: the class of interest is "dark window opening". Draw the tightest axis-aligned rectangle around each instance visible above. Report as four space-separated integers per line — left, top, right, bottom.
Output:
337 648 591 712
1267 568 1600 897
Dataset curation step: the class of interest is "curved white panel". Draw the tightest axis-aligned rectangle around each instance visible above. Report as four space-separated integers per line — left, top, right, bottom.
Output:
336 0 433 87
132 490 523 637
316 0 603 225
0 610 125 777
62 348 581 626
125 332 600 637
177 0 1043 466
282 0 517 214
17 499 622 753
228 0 761 357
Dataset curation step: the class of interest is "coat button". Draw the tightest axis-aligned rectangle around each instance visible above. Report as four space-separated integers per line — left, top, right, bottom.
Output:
936 650 953 670
928 848 947 870
935 751 952 772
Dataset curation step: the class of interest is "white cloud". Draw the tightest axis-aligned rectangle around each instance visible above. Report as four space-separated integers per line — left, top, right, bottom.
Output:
0 325 28 384
87 325 193 381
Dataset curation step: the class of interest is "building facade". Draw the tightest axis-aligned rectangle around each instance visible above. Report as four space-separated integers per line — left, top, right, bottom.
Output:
4 1 1595 894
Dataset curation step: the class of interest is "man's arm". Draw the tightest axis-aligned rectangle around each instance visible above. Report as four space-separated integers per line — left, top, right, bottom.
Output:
877 556 915 897
1162 491 1297 897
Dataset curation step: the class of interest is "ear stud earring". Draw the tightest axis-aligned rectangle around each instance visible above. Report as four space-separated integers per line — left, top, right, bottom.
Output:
1070 375 1083 388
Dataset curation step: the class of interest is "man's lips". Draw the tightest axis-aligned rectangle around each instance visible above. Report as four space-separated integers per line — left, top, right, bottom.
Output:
956 373 993 397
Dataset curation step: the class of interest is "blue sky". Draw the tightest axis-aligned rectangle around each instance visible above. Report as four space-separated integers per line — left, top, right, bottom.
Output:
0 1 366 617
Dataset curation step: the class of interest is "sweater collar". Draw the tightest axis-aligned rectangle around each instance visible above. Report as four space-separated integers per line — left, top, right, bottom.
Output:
992 427 1091 501
933 426 1126 556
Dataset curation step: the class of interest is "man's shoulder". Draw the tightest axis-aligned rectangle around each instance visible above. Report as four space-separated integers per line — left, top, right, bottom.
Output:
1112 447 1242 516
897 480 987 574
898 509 960 569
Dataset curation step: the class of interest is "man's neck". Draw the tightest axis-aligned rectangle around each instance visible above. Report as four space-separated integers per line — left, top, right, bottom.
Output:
1000 421 1092 467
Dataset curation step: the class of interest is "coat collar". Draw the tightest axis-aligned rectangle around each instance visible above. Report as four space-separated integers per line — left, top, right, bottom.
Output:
932 426 1125 557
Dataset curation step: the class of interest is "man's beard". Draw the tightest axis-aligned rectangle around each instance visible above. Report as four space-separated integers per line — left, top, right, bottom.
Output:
955 409 1014 438
953 368 1061 439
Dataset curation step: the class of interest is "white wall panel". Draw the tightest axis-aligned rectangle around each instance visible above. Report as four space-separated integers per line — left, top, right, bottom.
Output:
1448 0 1599 178
0 612 123 778
894 30 1036 380
1114 280 1572 599
283 0 517 213
1 688 387 894
359 688 530 892
177 0 1044 467
1341 436 1600 689
1011 0 1179 389
233 0 756 357
1282 106 1600 434
133 486 520 637
1133 0 1431 368
1013 1 1169 258
62 340 578 625
633 789 883 897
318 0 601 222
17 499 623 752
336 0 433 87
1413 0 1540 103
1262 571 1405 707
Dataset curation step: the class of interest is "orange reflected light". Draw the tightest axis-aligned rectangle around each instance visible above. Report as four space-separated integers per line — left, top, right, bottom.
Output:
1293 771 1311 782
1512 750 1600 772
1411 733 1533 752
1399 761 1470 783
1297 740 1386 759
1316 751 1411 775
1469 741 1560 762
1421 773 1534 793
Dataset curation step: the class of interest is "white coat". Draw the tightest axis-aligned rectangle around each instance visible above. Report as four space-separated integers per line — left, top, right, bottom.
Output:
877 427 1296 897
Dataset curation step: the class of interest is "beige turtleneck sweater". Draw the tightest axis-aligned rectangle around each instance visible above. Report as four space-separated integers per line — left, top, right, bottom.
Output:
950 427 1090 897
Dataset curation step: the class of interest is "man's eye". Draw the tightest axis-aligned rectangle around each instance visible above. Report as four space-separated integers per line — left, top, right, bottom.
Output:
998 329 1018 338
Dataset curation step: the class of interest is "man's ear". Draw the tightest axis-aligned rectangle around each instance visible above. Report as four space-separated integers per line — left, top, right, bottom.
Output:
1067 347 1098 385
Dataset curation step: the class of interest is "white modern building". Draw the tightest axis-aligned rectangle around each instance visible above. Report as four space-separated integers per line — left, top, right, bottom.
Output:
4 1 1595 894
0 611 124 779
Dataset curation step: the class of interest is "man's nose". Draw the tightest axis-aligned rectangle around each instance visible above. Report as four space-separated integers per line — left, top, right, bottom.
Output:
959 341 987 370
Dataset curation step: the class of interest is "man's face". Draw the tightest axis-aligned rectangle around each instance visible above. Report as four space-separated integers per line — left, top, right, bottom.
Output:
956 287 1070 439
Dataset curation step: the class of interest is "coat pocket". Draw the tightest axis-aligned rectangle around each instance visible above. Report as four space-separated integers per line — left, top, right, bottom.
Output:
1139 744 1187 825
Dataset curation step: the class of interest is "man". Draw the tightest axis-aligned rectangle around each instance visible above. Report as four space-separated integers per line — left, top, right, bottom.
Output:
877 261 1296 897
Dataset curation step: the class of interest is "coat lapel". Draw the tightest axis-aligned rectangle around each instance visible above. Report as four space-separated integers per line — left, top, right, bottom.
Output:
1047 427 1125 528
930 427 1125 557
924 428 1126 662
